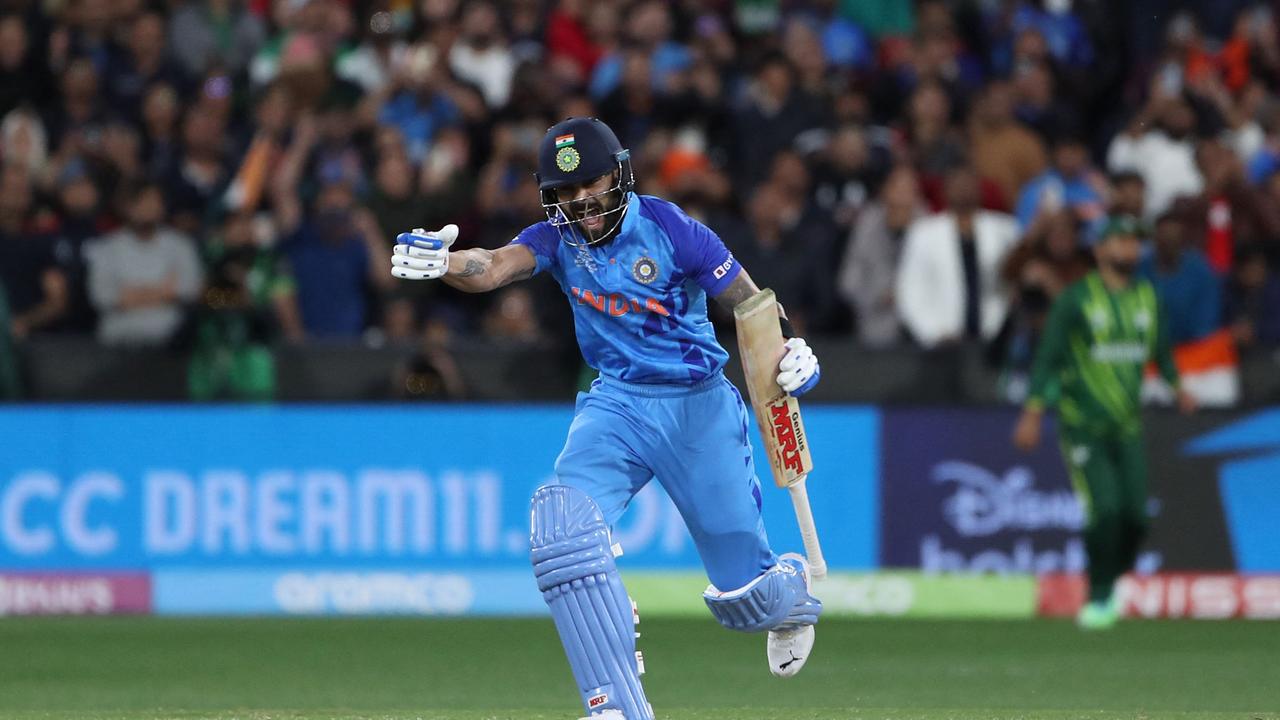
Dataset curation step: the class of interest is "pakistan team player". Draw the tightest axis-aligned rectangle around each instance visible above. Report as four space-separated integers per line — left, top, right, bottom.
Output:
1012 215 1196 630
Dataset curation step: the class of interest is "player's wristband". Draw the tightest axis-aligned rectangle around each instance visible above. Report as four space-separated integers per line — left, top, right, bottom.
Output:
779 316 796 339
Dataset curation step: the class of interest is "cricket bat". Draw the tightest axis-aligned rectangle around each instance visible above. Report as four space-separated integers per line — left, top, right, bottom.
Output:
733 289 827 580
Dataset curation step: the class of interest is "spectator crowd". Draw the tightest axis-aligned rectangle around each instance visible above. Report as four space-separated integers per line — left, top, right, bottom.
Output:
1 0 1279 400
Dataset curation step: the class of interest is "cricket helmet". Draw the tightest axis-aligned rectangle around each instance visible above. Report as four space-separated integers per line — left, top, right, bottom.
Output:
536 117 634 246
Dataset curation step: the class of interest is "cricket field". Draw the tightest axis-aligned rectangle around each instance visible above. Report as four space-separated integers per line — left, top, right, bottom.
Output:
1 616 1276 719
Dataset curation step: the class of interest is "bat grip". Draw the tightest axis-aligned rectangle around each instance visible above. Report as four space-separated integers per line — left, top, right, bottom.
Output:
787 476 827 581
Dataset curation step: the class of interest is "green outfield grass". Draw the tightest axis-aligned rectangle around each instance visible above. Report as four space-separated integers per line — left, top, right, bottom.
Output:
0 617 1276 720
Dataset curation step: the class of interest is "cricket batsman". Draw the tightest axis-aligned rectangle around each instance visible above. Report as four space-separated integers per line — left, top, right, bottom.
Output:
390 117 823 718
1012 215 1195 630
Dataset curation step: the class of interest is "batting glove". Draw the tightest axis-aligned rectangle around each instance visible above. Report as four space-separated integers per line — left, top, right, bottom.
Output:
391 224 458 280
777 337 820 396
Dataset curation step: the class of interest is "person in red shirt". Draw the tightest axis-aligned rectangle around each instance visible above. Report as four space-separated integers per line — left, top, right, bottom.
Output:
1173 139 1280 275
546 0 606 84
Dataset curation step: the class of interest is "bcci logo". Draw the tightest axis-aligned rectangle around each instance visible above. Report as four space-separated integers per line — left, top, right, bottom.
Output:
556 146 581 172
632 256 658 284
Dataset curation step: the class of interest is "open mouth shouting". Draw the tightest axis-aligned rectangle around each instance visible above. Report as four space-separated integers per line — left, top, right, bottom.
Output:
579 204 606 234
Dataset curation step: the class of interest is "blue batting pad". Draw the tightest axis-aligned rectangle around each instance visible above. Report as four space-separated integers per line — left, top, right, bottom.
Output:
530 485 653 720
703 559 822 632
777 556 822 627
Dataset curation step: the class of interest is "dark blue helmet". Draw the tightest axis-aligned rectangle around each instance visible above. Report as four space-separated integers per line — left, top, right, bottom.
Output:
536 117 634 246
537 117 630 190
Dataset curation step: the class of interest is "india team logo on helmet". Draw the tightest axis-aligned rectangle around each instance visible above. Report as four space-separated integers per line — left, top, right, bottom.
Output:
632 256 658 284
556 146 581 172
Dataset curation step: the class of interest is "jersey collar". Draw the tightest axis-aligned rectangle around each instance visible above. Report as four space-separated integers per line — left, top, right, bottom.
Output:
617 192 639 239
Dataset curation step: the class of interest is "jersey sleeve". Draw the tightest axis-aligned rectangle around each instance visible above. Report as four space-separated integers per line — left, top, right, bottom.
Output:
508 222 560 276
664 209 741 296
1026 287 1076 410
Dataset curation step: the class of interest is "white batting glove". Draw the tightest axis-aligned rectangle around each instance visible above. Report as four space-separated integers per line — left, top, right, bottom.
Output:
391 224 458 280
776 337 821 396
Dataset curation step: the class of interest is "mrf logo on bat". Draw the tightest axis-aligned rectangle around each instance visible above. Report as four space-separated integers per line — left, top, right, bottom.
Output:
768 399 807 474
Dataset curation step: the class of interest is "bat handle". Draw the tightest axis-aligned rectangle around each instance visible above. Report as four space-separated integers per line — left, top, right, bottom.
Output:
787 476 827 581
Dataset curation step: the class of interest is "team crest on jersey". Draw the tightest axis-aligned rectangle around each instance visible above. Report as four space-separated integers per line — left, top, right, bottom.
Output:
1070 445 1091 466
1087 306 1110 331
632 256 658 284
1133 309 1152 331
556 146 581 172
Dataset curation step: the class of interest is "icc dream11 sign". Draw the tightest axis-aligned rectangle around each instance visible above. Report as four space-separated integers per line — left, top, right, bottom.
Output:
0 405 879 614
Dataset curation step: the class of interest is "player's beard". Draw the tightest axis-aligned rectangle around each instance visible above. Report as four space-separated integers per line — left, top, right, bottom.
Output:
1106 257 1139 278
572 189 621 243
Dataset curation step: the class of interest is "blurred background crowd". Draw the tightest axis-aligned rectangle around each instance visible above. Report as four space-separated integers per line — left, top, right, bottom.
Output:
1 0 1279 401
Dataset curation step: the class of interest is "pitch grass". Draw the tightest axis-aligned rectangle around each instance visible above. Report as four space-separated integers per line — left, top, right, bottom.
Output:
0 617 1276 720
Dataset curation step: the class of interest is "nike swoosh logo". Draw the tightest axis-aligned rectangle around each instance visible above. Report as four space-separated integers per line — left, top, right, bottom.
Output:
778 650 803 670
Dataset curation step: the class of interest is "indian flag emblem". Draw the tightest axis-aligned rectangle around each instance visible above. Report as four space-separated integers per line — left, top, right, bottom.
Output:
555 134 575 148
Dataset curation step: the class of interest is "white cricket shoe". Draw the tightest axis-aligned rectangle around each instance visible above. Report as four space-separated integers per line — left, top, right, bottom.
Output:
768 552 817 678
578 711 627 720
768 622 815 678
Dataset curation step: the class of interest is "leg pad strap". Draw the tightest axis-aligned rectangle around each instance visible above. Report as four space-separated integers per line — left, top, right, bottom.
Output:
703 561 820 632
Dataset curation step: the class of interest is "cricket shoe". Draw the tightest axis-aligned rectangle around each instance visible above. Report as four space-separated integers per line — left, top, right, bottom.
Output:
1076 600 1118 631
767 552 820 678
578 711 626 720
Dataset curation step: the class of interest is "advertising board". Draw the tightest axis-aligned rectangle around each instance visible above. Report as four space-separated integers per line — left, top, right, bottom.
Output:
0 405 878 614
0 572 150 615
880 409 1087 574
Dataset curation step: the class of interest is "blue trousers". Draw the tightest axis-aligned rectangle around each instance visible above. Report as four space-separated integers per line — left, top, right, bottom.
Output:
552 371 777 591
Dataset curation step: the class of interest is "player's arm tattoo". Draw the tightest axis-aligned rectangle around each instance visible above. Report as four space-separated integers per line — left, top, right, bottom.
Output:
714 268 793 334
713 271 762 313
444 245 537 293
454 249 493 277
442 248 496 292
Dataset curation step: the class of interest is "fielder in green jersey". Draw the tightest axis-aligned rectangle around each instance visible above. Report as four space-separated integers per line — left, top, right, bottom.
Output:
1012 215 1196 630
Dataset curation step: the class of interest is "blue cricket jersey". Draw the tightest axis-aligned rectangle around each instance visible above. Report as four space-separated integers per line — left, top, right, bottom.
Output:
511 193 741 384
